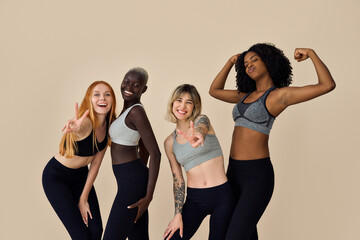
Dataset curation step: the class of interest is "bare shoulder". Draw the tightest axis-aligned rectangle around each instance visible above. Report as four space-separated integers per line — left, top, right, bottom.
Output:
164 133 175 156
129 104 146 117
164 133 174 148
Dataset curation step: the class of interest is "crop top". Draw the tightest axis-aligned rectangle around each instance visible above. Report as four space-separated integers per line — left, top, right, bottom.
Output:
109 103 143 146
232 86 276 135
172 131 223 172
74 123 108 157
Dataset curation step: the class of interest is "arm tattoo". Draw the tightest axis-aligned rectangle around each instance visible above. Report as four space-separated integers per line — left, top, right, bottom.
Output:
173 173 185 215
194 115 210 139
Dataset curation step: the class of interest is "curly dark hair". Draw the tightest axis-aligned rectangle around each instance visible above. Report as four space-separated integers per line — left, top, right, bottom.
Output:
235 43 293 92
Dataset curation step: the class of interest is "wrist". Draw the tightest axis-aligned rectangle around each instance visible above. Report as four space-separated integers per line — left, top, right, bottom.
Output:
308 49 316 58
144 194 153 202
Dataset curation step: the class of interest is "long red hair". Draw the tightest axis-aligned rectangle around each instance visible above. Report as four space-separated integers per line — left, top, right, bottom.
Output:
59 81 117 158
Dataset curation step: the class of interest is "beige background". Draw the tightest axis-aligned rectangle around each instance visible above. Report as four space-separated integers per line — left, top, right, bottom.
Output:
1 0 359 239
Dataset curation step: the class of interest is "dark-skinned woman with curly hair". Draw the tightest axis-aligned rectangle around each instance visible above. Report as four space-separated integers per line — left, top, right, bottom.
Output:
209 43 335 240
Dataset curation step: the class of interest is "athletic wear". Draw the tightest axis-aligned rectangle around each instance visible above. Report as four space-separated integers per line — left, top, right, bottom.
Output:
168 182 235 240
109 104 143 146
225 157 274 240
103 159 149 240
172 131 223 172
232 86 276 135
42 157 103 240
74 126 108 157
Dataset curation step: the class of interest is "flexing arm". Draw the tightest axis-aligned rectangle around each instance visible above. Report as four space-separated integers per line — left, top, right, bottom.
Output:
127 106 161 222
209 54 243 103
163 136 185 240
78 148 107 226
278 48 336 108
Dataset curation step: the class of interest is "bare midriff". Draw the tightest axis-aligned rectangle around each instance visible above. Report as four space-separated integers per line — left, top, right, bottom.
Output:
230 126 270 160
55 154 94 169
111 142 140 165
186 156 228 188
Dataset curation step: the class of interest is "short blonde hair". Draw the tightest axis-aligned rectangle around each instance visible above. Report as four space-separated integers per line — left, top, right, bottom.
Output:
166 84 202 123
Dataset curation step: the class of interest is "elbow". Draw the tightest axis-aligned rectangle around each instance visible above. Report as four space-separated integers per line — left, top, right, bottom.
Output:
151 150 161 163
330 81 336 92
209 88 214 97
326 80 336 93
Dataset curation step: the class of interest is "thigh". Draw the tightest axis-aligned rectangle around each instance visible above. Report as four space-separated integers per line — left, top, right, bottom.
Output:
226 168 274 239
86 187 103 240
103 194 138 240
103 169 148 240
169 200 207 240
42 166 91 239
128 210 149 240
209 193 236 240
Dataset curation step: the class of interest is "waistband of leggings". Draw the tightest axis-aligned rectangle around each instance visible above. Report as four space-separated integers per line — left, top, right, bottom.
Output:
112 158 147 171
49 157 88 173
229 156 271 166
187 181 231 194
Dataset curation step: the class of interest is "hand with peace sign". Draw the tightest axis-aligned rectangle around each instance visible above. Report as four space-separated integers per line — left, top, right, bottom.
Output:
61 103 90 134
177 121 204 148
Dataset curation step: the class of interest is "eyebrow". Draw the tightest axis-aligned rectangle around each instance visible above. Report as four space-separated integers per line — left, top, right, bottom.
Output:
177 97 193 102
244 54 258 64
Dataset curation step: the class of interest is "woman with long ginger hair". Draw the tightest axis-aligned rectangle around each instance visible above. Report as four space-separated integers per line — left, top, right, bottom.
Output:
210 43 335 239
42 80 116 240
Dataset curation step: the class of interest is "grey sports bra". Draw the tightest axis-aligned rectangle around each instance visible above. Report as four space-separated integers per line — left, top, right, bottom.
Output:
172 131 223 172
232 86 276 135
109 104 142 146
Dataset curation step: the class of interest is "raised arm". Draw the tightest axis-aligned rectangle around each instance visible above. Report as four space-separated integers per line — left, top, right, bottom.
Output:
163 135 185 240
209 54 243 103
127 106 161 222
279 48 336 108
177 114 212 148
62 103 91 138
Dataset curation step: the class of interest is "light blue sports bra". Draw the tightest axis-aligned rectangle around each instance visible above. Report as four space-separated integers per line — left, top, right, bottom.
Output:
109 104 143 146
232 86 276 135
172 131 223 172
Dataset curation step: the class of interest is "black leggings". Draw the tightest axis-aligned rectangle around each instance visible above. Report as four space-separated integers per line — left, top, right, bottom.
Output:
169 181 235 240
42 157 103 240
103 158 149 240
225 157 274 240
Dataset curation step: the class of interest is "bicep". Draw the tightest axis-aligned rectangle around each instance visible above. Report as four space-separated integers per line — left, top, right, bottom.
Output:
131 108 160 153
209 89 243 103
164 139 183 178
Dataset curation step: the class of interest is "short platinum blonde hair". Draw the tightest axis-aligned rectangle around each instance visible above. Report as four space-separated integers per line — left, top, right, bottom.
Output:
166 84 202 123
125 67 149 84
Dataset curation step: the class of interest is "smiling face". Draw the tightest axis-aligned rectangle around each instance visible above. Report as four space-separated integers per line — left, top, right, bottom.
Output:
121 73 147 102
172 92 194 122
244 51 269 80
91 83 113 115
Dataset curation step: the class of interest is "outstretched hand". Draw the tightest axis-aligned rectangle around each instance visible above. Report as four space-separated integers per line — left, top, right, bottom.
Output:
127 197 151 223
62 103 89 133
177 121 204 148
294 48 313 62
